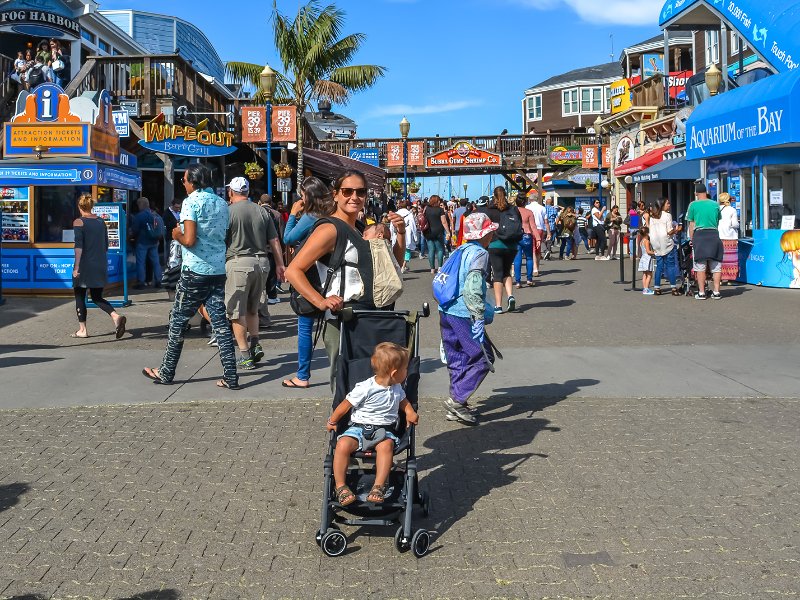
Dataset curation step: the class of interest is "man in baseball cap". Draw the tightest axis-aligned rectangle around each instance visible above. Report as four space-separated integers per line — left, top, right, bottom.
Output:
226 176 250 195
437 212 498 425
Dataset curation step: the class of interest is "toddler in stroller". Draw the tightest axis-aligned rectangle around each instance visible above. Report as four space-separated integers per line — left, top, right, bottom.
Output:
318 308 431 558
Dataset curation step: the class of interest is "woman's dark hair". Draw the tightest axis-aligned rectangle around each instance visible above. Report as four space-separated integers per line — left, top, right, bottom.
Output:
515 196 526 208
332 170 367 192
300 176 335 216
184 164 213 191
650 199 664 220
428 195 441 208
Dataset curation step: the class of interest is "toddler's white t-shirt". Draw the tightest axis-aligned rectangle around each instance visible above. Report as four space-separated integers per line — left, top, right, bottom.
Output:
347 376 405 426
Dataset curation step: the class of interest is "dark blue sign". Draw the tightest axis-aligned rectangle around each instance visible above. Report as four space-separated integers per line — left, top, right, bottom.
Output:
139 139 237 157
98 166 142 190
349 148 380 167
119 150 137 169
1 256 29 281
0 164 94 186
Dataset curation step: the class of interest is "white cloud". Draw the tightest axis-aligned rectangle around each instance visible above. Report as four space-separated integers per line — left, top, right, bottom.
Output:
362 100 482 120
515 0 663 25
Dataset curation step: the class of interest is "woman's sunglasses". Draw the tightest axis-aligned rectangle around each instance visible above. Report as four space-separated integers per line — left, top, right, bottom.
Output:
338 187 367 198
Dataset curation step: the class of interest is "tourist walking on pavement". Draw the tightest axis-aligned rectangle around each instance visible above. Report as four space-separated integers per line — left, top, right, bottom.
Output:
605 205 623 259
258 194 286 308
453 198 468 247
591 199 610 259
638 226 656 295
130 196 164 288
423 195 450 273
649 198 681 295
142 164 239 390
687 182 723 299
573 208 590 257
543 198 560 260
394 200 418 272
525 193 548 276
513 196 537 287
557 206 577 259
483 187 522 313
71 193 126 339
717 192 740 283
281 177 335 389
224 177 285 371
439 213 498 425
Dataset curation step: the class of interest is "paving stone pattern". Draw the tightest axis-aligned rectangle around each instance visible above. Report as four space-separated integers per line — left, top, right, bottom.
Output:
1 395 799 599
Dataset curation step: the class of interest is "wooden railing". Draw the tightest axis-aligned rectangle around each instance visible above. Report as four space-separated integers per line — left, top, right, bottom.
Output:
316 133 596 170
64 54 236 133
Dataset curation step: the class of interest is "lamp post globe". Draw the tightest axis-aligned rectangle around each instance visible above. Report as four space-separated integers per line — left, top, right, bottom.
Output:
399 117 410 201
260 64 278 196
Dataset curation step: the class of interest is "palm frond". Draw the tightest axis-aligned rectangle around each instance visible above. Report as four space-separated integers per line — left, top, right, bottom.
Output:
330 65 386 93
225 61 264 87
312 79 348 104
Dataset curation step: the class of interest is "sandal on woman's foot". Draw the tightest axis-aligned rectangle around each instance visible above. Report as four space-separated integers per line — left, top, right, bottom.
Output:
114 315 127 339
281 378 310 389
70 332 88 338
653 288 662 295
367 484 387 503
216 379 241 390
671 288 680 296
335 485 356 506
142 367 171 385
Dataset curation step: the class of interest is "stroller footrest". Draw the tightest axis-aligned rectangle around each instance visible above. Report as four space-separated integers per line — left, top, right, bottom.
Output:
342 518 397 527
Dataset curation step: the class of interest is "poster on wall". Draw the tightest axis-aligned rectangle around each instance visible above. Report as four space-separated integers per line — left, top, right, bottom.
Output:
728 174 741 217
1 186 30 242
92 203 121 250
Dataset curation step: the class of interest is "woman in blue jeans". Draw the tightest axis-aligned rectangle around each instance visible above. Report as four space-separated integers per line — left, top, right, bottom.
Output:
423 195 450 272
281 177 335 389
513 196 536 287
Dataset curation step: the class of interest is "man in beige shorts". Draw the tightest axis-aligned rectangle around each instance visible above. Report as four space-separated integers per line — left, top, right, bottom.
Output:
225 177 285 370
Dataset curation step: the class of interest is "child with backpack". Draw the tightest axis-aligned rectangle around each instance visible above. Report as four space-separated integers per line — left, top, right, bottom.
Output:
433 212 498 425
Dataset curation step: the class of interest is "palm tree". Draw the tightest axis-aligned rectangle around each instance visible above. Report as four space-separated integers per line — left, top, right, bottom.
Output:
226 1 385 186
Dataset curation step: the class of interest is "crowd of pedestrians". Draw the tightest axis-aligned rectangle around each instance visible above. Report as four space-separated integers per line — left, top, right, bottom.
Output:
9 39 68 89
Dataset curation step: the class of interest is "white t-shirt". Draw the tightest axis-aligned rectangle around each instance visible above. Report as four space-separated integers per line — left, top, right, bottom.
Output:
649 212 675 256
527 201 546 230
347 376 405 425
319 239 363 303
591 207 606 227
718 205 739 240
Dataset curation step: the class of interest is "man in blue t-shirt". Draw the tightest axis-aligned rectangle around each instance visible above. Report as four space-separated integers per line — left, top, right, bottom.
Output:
130 196 163 289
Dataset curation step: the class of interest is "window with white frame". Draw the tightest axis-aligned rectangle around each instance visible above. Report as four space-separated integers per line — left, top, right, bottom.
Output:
580 87 604 113
562 88 579 116
731 31 748 54
605 86 611 112
527 94 542 121
705 30 720 65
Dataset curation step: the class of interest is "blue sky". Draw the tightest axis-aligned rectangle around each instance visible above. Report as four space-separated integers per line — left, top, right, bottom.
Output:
101 0 665 139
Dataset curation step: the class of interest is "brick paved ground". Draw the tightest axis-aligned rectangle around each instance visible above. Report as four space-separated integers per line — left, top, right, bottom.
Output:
1 394 799 599
2 256 800 599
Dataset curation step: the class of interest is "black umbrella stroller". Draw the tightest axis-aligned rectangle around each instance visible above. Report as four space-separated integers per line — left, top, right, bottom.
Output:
317 305 432 558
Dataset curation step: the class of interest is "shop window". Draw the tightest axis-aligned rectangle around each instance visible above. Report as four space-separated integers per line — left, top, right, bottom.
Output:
81 30 96 44
764 165 800 230
34 186 91 243
562 89 578 116
527 95 542 121
98 39 111 53
731 32 748 54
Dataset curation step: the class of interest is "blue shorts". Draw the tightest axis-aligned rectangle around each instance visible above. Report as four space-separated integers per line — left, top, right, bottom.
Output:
339 426 399 451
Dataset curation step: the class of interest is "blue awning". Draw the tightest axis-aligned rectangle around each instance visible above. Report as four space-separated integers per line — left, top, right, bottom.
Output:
685 68 800 160
632 157 700 183
659 0 800 75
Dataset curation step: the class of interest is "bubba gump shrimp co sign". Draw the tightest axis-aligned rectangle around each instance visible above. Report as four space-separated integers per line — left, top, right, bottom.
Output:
426 141 501 169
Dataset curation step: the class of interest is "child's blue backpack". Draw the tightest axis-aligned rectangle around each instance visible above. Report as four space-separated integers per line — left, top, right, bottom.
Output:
432 246 467 307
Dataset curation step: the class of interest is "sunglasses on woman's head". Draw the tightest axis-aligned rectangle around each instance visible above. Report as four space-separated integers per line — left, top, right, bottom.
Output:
338 187 367 198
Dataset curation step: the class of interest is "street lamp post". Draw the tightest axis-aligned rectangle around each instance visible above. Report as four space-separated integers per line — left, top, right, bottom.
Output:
594 116 603 209
463 183 468 200
260 64 277 197
399 117 410 201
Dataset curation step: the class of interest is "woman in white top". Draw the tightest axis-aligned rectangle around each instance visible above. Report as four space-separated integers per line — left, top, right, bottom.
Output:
285 170 407 389
393 199 418 272
649 198 682 295
717 192 740 282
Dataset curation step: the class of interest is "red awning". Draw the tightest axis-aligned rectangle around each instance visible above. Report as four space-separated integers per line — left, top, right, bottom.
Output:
614 145 674 177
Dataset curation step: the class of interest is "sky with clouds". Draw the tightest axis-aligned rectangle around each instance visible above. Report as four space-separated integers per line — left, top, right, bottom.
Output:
101 0 665 138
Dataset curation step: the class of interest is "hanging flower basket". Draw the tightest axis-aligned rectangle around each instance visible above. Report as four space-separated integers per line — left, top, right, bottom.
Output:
389 179 403 193
274 163 293 178
585 181 597 192
244 162 264 180
409 182 421 194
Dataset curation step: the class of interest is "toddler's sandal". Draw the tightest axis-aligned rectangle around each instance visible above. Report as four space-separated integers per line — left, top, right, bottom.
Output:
367 484 388 503
335 485 356 506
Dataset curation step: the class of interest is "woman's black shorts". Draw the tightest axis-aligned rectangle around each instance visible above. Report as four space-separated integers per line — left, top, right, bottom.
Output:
488 248 515 283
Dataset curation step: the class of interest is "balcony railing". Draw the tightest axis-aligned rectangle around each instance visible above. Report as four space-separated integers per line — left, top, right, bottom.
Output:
64 54 236 133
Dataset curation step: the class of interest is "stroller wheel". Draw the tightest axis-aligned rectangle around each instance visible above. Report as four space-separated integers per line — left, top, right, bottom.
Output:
321 529 347 557
411 529 431 558
394 526 410 553
315 523 337 546
420 491 431 517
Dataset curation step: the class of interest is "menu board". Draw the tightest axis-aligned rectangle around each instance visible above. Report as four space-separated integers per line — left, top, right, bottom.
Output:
92 203 121 250
1 187 30 242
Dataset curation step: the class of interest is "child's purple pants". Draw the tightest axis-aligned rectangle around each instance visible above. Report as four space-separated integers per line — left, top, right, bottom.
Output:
439 312 493 405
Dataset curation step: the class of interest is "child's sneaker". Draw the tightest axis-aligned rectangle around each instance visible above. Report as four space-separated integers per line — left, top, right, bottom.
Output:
494 306 503 314
443 398 477 424
642 288 655 296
